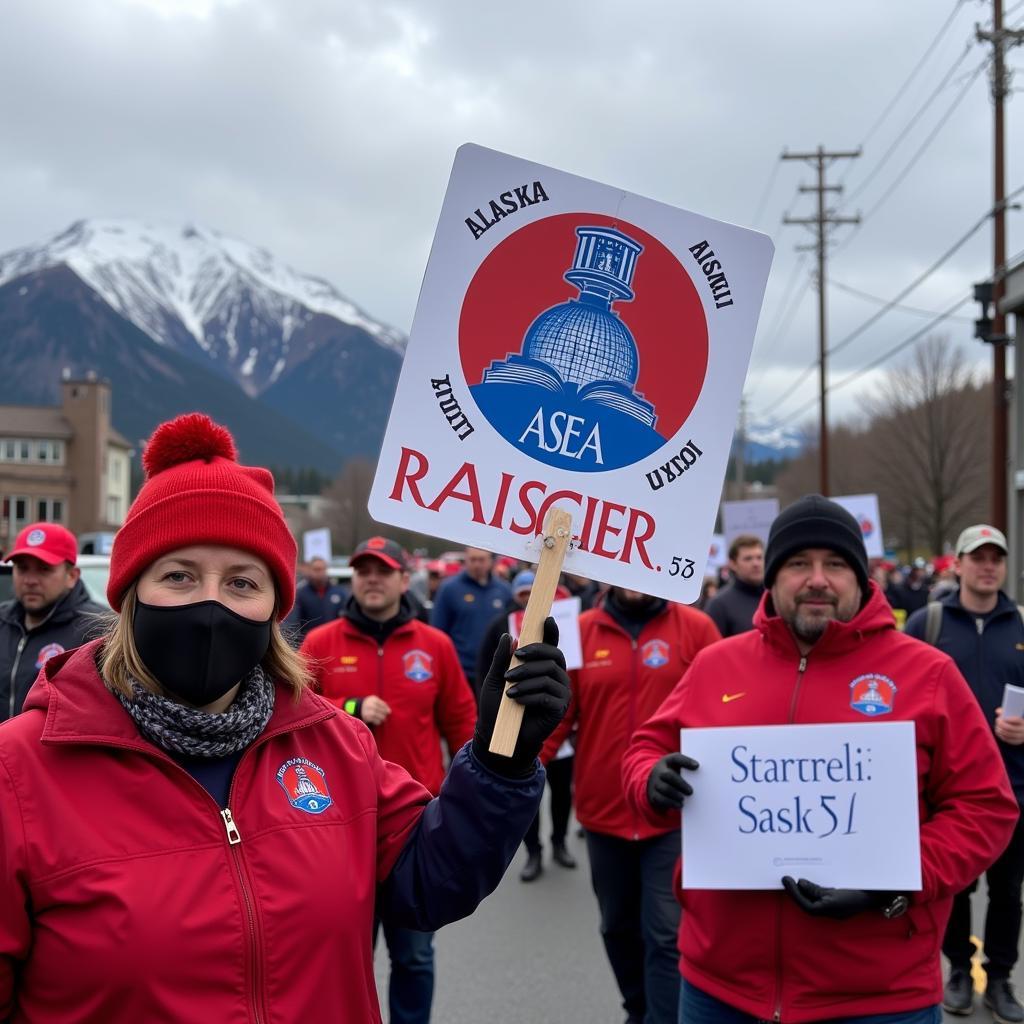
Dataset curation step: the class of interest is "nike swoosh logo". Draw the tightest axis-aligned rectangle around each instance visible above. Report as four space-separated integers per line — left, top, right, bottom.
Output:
722 692 747 703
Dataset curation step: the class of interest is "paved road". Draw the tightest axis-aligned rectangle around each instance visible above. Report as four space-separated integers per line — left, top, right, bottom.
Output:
375 817 1020 1023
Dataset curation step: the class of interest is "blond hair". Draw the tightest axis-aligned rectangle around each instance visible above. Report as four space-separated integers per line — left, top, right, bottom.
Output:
98 583 313 700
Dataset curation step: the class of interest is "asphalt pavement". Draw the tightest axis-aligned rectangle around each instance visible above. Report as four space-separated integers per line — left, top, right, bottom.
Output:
374 819 1020 1023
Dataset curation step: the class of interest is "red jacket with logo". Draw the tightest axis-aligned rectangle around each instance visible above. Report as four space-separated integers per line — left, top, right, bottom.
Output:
622 584 1019 1022
301 615 477 795
0 639 543 1023
541 601 720 839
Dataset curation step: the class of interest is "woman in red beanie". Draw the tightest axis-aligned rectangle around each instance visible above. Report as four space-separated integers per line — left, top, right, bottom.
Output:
0 413 569 1024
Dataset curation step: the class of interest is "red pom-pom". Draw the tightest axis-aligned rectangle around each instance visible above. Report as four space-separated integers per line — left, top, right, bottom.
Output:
143 413 238 477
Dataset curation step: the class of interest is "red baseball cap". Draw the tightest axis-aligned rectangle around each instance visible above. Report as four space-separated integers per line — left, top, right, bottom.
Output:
351 536 408 571
5 522 78 566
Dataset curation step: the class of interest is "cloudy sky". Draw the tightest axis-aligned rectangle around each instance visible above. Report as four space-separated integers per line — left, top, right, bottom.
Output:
1 0 1020 428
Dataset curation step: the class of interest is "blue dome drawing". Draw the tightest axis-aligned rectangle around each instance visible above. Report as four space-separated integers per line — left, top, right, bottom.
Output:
522 296 639 388
471 225 666 473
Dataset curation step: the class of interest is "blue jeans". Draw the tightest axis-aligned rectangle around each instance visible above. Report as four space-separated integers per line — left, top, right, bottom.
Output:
679 980 942 1024
373 919 435 1024
586 829 681 1024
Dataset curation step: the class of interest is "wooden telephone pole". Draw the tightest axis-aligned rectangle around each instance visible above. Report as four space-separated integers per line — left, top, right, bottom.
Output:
977 1 1024 530
782 146 860 496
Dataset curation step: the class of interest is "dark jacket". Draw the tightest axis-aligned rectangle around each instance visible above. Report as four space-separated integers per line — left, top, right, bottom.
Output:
476 600 522 703
905 589 1024 802
286 580 349 639
0 579 104 722
430 571 513 682
0 639 543 1023
704 575 763 637
889 580 929 617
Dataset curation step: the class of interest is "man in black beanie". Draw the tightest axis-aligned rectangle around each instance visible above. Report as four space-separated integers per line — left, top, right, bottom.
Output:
621 495 1018 1024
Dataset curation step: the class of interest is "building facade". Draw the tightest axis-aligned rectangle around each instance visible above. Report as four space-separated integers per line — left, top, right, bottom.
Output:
0 376 133 554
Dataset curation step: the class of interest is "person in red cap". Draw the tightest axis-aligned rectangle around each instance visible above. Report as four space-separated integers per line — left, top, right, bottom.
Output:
300 535 477 1024
0 522 103 721
0 413 570 1023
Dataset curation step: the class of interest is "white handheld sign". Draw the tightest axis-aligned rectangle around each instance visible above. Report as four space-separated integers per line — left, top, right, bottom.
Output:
368 144 774 602
680 721 921 891
721 498 779 546
832 494 884 560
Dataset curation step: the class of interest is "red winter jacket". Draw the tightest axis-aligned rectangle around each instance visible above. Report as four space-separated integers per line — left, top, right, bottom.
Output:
622 584 1019 1022
541 601 720 839
301 615 477 795
0 638 532 1024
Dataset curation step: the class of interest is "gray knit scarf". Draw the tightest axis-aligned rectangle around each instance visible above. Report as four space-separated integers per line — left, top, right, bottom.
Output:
114 666 276 758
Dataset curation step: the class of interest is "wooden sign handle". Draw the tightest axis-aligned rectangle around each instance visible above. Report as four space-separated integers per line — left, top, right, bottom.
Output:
488 507 573 757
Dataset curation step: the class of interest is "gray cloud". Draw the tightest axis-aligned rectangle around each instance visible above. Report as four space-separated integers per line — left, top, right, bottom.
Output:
0 0 1016 426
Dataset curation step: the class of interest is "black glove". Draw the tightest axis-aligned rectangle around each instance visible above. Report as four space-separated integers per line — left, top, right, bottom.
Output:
472 616 571 779
646 752 698 811
781 877 887 920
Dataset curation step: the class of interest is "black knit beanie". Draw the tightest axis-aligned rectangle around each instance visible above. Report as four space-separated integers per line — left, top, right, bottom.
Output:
764 495 870 592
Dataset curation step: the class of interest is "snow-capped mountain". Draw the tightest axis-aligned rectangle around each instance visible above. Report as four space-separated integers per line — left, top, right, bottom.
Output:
744 420 805 461
0 219 404 397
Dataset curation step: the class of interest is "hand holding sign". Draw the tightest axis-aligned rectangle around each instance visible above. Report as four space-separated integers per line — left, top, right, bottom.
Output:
781 877 887 920
472 617 570 778
647 752 699 811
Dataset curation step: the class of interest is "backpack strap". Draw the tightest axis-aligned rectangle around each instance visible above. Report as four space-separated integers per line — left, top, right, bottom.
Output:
925 600 944 647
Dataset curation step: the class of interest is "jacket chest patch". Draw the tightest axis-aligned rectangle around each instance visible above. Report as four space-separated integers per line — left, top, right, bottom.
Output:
403 649 434 682
641 639 670 668
849 673 896 717
277 757 333 815
35 642 65 669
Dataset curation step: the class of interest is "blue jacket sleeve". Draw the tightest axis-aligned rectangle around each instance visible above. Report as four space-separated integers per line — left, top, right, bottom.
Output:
376 744 544 930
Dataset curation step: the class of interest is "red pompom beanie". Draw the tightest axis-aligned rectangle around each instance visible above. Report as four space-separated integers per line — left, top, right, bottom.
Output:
107 414 297 618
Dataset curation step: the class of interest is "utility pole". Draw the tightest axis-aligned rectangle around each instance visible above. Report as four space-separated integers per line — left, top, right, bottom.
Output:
782 146 860 496
736 395 747 498
977 2 1024 531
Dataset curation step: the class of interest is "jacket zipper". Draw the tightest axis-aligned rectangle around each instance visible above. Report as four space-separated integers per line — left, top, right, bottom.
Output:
9 633 27 720
774 653 808 1021
219 807 263 1024
629 638 640 839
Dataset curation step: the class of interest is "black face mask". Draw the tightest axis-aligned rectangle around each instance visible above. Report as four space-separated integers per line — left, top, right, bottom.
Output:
133 599 273 707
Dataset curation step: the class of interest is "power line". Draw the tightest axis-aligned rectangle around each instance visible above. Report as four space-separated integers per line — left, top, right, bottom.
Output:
826 188 1020 359
827 277 975 321
856 0 969 153
845 39 975 205
750 160 782 229
770 294 973 429
859 58 988 221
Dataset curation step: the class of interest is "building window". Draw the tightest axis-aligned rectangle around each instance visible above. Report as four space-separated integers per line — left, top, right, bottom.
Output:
51 440 65 464
18 441 29 461
111 455 122 482
11 496 29 531
107 494 122 523
35 498 65 523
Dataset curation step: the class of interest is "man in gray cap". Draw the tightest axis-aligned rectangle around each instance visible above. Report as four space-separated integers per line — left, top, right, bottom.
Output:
906 525 1024 1022
623 496 1018 1024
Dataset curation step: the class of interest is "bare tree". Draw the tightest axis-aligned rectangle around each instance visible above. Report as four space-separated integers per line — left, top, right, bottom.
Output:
865 336 989 553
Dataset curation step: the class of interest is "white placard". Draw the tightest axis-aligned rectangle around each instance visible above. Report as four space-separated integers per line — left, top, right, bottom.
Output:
680 721 921 891
721 498 779 546
368 144 774 603
1003 683 1024 719
508 596 583 670
832 494 884 560
302 527 332 563
706 533 727 575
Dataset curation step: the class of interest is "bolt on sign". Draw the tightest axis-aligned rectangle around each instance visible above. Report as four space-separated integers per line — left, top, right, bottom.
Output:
369 144 774 603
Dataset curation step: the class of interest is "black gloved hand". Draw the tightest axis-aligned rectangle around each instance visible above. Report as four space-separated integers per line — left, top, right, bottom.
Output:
781 877 886 920
472 616 571 779
646 752 698 811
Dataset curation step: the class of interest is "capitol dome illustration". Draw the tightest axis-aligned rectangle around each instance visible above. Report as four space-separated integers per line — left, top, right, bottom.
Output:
470 225 667 473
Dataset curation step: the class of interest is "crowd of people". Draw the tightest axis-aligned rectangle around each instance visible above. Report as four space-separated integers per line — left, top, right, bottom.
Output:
1 412 1023 1024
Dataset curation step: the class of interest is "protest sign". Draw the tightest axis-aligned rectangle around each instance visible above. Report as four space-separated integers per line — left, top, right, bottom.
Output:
509 596 583 670
680 721 921 891
706 533 727 576
721 498 779 546
368 144 774 604
832 494 884 559
302 527 331 563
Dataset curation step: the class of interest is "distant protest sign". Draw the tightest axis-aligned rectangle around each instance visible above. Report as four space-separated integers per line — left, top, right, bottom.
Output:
832 493 884 559
680 722 921 891
369 144 774 602
721 498 779 546
302 528 331 563
509 597 583 670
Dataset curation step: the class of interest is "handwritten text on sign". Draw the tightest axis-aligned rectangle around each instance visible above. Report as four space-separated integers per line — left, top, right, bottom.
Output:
680 722 921 891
